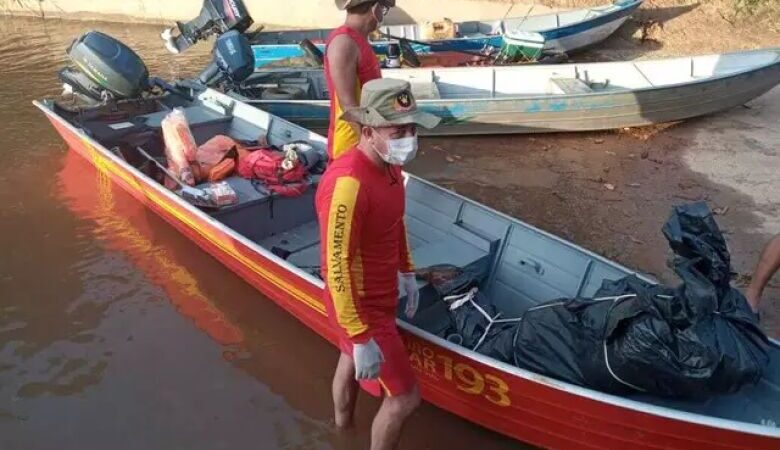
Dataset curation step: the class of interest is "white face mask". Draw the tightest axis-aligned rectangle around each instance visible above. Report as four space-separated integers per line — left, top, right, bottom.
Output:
372 132 418 166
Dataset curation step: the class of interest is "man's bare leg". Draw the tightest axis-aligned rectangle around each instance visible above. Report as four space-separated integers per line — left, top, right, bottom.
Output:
746 234 780 313
370 385 421 450
333 352 360 428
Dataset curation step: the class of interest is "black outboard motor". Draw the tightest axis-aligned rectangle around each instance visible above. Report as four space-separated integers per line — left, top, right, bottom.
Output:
162 0 253 54
197 30 255 87
59 31 150 103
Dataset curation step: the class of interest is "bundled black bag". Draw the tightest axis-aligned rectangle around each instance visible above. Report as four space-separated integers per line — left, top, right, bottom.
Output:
445 288 518 361
513 202 770 398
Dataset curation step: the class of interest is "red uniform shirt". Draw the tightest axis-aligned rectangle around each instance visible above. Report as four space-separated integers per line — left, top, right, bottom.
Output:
324 26 382 160
316 147 414 343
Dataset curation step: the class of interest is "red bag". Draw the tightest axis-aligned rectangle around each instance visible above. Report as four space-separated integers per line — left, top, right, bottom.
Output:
237 147 309 197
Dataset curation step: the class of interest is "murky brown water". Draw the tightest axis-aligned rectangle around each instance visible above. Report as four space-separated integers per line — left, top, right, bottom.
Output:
0 16 527 450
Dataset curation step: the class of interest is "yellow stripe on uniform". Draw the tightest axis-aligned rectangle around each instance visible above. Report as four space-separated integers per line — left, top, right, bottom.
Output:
378 378 393 397
331 82 361 159
326 176 367 337
353 250 365 298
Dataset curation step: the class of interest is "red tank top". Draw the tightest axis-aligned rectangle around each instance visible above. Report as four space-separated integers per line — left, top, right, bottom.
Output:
324 26 382 160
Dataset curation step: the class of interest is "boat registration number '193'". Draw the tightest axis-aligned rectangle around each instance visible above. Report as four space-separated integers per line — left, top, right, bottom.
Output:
406 340 511 407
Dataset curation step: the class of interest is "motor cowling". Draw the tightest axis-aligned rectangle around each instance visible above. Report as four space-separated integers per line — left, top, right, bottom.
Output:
198 30 255 86
163 0 253 54
60 31 149 101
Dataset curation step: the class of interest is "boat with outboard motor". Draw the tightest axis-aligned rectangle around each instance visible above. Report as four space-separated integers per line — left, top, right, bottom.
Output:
232 48 780 135
36 30 780 450
152 2 780 136
248 0 644 67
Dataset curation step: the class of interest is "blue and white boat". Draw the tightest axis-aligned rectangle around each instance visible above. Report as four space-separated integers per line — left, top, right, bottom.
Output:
232 48 780 135
251 0 643 67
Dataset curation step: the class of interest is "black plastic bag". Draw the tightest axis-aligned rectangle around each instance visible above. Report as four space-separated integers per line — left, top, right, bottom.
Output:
513 202 770 398
443 289 518 361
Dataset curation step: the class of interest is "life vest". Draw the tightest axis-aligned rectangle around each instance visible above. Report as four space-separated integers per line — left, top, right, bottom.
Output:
193 135 242 183
238 147 309 197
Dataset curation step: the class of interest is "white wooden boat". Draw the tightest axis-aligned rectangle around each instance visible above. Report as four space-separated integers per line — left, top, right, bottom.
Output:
234 48 780 135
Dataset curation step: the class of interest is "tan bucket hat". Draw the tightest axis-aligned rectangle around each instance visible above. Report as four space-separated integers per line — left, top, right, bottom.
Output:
335 0 396 11
341 79 441 129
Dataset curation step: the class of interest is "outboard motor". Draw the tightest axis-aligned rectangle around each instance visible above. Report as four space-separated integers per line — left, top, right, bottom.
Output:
161 0 253 54
197 30 255 87
59 31 150 103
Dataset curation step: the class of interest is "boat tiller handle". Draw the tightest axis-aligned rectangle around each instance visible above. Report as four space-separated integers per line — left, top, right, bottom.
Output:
518 257 544 276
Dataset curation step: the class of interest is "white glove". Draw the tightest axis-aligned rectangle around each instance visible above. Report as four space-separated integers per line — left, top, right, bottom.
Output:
353 338 384 380
400 272 420 319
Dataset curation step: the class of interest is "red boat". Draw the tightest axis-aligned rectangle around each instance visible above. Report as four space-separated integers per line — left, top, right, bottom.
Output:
36 86 780 449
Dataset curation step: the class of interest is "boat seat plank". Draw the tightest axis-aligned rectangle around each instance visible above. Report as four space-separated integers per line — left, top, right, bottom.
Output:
205 175 321 216
287 244 321 269
259 220 320 256
549 78 594 94
412 238 489 271
136 106 231 129
279 228 493 277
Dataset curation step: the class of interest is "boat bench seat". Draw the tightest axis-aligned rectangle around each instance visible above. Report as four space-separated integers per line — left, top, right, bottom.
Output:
136 106 232 129
549 77 594 94
204 175 321 216
401 225 497 326
204 175 321 243
256 223 494 281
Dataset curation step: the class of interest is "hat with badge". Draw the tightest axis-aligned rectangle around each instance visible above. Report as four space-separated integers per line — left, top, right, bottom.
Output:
340 78 441 129
335 0 395 10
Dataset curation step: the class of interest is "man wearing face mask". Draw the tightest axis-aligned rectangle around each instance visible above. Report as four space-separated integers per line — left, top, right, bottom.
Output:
325 0 394 161
316 79 440 450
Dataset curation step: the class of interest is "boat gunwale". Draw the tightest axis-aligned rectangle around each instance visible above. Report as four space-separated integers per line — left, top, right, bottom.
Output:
33 91 780 440
247 48 780 107
502 0 642 36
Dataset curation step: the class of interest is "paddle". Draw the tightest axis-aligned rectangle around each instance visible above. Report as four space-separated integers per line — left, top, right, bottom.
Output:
135 146 217 209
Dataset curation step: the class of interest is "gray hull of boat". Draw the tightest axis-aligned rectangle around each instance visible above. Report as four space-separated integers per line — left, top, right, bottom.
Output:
241 63 780 136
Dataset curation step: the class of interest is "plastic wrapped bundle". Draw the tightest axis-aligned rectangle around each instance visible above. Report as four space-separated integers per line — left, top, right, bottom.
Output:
161 108 197 187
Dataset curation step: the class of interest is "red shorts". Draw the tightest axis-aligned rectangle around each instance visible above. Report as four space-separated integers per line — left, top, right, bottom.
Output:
336 324 417 397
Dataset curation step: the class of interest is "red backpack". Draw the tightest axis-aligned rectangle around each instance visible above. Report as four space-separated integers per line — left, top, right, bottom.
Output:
237 147 309 197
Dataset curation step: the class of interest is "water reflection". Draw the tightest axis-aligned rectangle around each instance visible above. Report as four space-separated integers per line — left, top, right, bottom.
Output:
0 16 524 450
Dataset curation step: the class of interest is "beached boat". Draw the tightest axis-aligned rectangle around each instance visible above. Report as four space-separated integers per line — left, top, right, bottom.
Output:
231 47 780 135
35 85 780 449
251 0 643 67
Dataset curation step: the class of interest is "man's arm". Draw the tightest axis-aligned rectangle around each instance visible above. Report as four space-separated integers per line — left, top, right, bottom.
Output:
746 234 780 312
326 34 360 110
321 176 370 342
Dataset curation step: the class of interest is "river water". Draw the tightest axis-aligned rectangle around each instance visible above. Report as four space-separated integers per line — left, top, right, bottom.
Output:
0 16 531 450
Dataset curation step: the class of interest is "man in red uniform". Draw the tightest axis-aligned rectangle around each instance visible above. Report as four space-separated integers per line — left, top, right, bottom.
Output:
325 0 393 160
316 79 440 450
